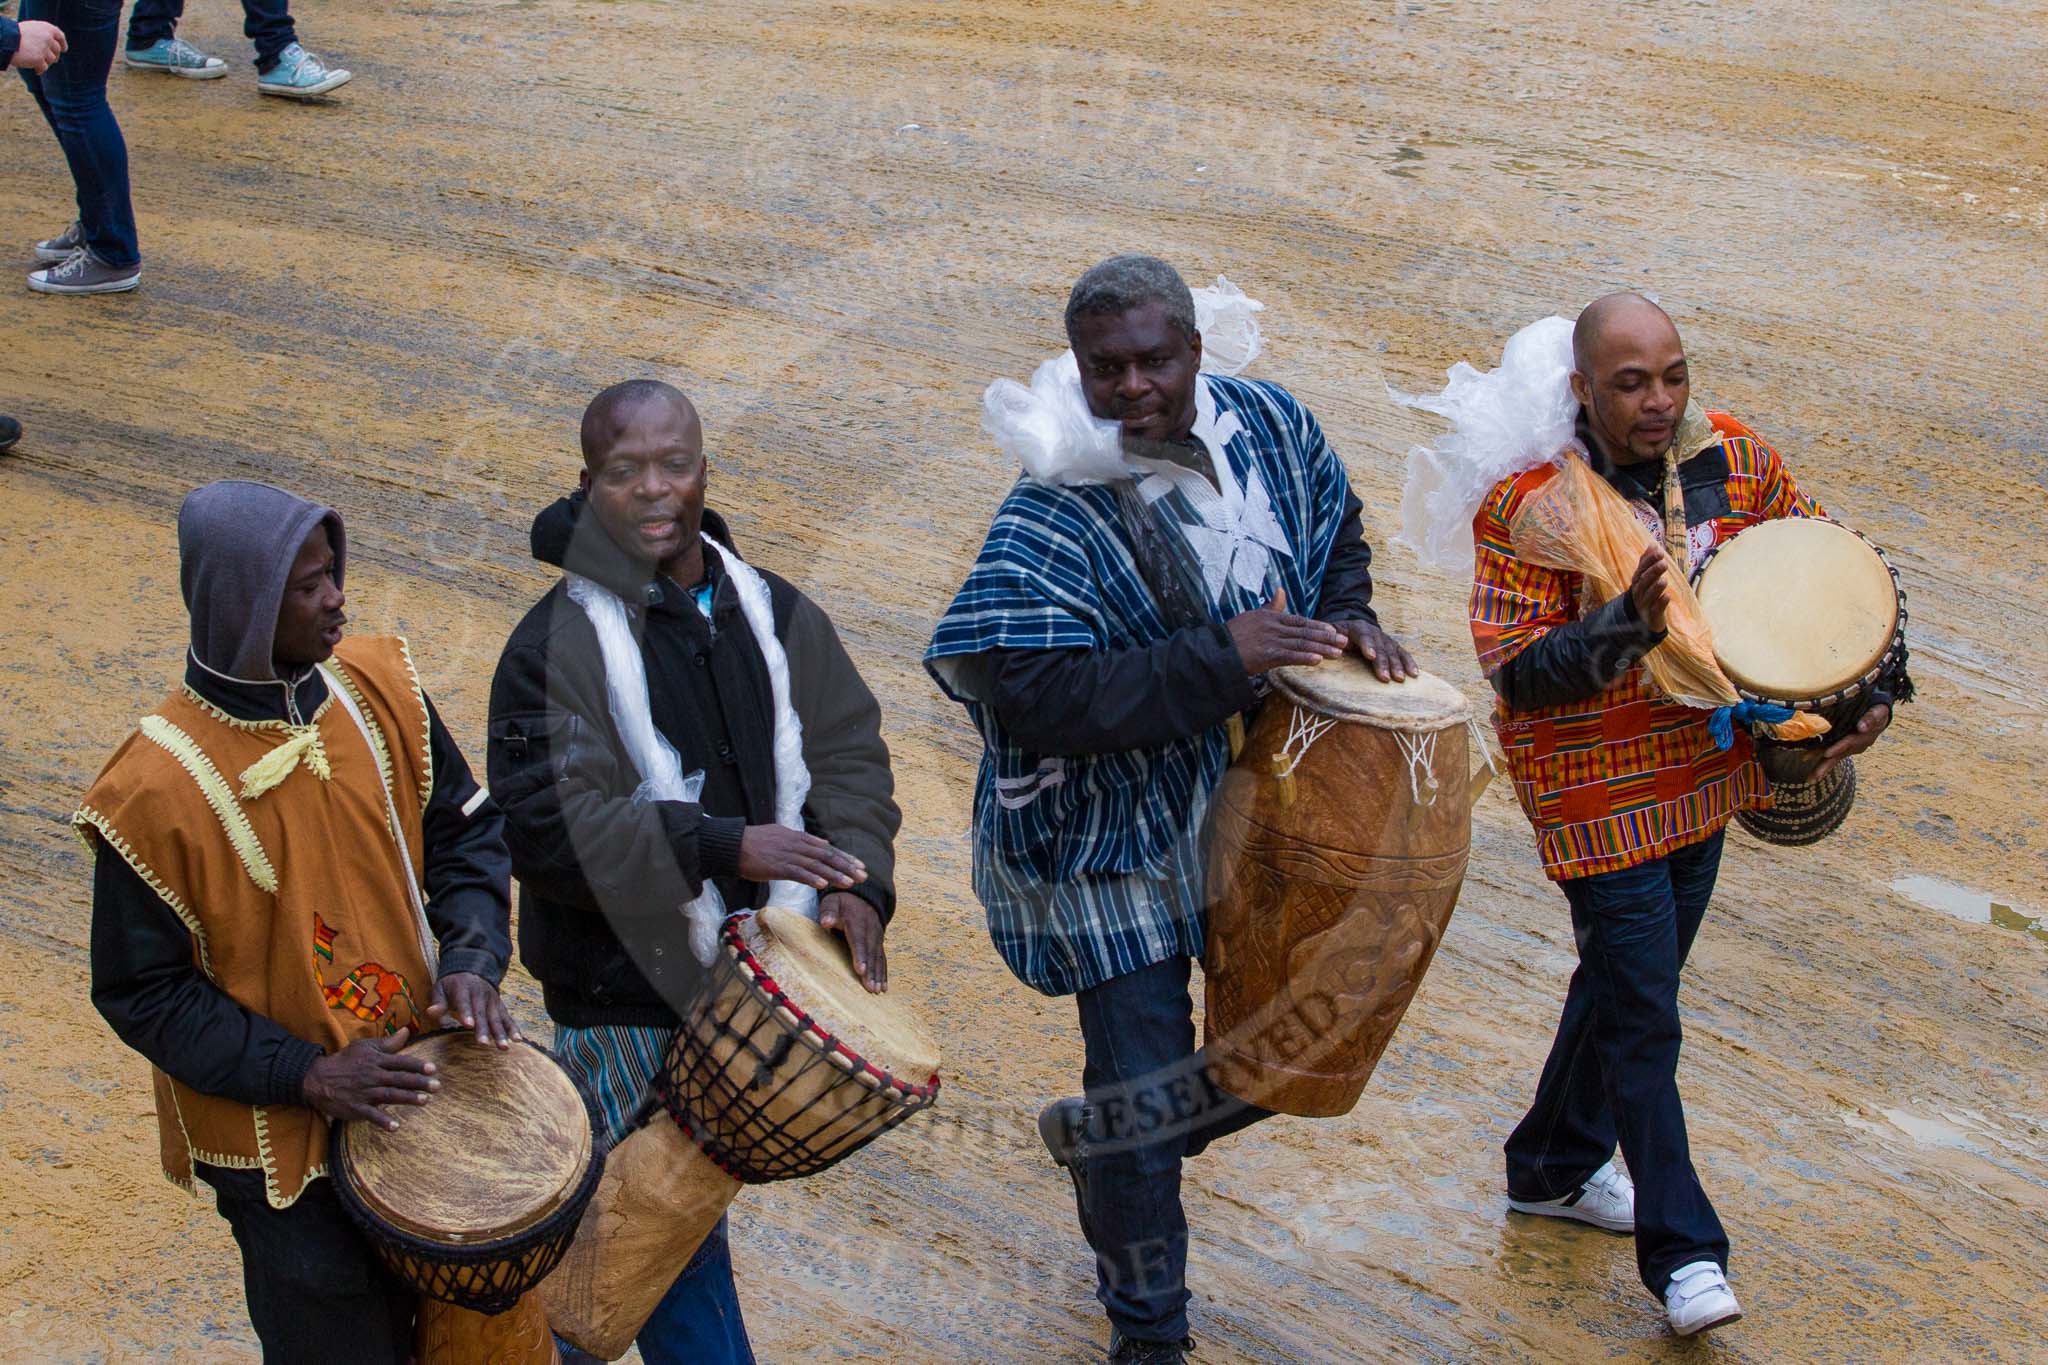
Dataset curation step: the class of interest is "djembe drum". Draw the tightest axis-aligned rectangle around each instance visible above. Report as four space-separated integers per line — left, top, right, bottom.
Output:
1204 659 1477 1117
662 905 943 1181
537 1116 742 1361
1693 517 1909 845
543 906 943 1360
330 1030 603 1365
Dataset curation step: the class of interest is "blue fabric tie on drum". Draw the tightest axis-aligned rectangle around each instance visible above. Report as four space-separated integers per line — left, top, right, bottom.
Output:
1709 700 1798 751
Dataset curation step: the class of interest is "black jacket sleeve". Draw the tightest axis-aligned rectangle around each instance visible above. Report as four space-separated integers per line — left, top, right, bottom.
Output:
1315 490 1379 626
785 595 902 924
419 693 513 983
1490 591 1666 712
985 623 1257 757
488 628 742 920
89 846 324 1106
1 18 20 71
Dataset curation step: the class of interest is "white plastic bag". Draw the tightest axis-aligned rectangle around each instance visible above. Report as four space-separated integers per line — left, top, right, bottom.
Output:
1391 315 1580 572
981 351 1127 487
1191 274 1265 376
983 274 1269 487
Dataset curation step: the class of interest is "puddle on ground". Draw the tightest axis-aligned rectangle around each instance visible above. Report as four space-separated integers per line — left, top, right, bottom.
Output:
1891 875 2048 944
1842 1108 1984 1153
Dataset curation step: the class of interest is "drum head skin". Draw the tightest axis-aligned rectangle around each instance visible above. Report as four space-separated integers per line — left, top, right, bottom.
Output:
1697 519 1898 700
749 906 942 1084
344 1032 592 1244
1271 656 1468 730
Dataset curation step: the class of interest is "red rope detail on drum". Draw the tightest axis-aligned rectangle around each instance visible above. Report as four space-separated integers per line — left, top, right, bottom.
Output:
721 922 943 1101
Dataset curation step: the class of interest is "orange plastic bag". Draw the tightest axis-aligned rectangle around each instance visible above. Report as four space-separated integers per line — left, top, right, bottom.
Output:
1509 453 1828 740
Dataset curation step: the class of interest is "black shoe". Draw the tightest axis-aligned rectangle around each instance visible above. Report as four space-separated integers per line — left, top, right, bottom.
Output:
1108 1333 1195 1364
1037 1096 1094 1244
0 416 18 451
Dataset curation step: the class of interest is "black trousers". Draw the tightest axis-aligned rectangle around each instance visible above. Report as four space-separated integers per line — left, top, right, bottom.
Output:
197 1165 412 1364
1503 831 1732 1296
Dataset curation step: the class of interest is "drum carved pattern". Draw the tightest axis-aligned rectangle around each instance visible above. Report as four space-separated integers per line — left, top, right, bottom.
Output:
1204 704 1472 1117
414 1295 560 1365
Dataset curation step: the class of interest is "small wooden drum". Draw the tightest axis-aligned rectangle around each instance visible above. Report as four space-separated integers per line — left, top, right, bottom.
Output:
1693 517 1909 842
661 906 942 1182
330 1030 603 1356
1205 659 1475 1118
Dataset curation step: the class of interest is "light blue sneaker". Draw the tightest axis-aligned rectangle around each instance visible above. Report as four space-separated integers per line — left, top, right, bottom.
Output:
257 42 352 99
124 37 229 79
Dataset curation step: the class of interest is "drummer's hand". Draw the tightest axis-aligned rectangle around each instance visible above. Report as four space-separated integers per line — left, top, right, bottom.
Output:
1333 619 1416 683
819 891 889 994
1812 702 1891 780
1629 545 1674 635
428 972 520 1049
301 1027 440 1131
740 825 865 891
1227 589 1346 676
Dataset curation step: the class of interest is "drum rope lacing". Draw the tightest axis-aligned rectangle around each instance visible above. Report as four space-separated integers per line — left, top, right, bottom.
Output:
1273 707 1339 781
1275 704 1496 807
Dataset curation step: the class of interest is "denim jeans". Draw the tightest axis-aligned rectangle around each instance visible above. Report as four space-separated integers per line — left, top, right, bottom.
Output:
126 0 296 68
18 0 139 268
556 1214 754 1365
1505 830 1732 1297
1072 954 1273 1344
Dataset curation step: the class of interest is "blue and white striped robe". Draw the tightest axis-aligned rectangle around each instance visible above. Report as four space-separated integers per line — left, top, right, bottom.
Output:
926 373 1353 996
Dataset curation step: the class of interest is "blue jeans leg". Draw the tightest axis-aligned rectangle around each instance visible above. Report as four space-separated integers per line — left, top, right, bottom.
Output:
19 0 138 269
241 0 297 70
1541 834 1730 1298
1505 832 1726 1206
124 0 184 48
1074 954 1274 1344
634 1214 755 1365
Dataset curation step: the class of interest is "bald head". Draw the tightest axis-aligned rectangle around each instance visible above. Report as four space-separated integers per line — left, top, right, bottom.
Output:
1569 293 1690 465
1572 292 1679 375
580 379 698 467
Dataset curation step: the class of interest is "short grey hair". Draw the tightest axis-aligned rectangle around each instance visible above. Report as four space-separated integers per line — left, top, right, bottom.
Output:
1064 255 1197 342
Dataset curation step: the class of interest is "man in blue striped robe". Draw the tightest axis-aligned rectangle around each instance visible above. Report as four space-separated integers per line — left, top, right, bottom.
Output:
926 255 1411 1364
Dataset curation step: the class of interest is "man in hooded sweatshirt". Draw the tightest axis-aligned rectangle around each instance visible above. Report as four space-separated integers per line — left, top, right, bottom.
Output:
78 480 514 1364
488 379 900 1364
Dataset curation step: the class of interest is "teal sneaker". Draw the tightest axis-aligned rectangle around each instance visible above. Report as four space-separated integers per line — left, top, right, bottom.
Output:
257 43 351 99
124 37 229 79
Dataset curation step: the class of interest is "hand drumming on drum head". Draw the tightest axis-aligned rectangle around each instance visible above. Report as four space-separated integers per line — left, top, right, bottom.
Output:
1332 618 1417 683
428 971 520 1049
301 1027 439 1131
1629 544 1675 634
1812 702 1892 781
1227 589 1347 675
739 824 866 891
820 891 889 994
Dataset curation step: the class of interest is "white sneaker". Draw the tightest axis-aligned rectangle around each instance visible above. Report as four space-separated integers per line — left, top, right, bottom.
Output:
1507 1158 1635 1232
1665 1260 1743 1336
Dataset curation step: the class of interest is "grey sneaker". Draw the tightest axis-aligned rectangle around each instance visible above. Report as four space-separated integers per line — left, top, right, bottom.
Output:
28 248 141 296
124 37 229 78
33 220 83 264
257 43 352 99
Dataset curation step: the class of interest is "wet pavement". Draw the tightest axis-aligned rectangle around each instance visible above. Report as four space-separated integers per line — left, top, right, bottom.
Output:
1 0 2043 1360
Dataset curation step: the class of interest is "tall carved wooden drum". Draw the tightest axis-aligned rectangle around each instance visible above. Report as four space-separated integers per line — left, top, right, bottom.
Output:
1204 659 1474 1118
330 1030 604 1365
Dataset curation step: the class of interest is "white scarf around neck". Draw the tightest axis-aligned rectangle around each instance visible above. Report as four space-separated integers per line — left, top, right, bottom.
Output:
566 534 816 966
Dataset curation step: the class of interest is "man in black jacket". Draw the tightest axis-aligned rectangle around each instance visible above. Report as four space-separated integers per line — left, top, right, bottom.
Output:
488 379 899 1365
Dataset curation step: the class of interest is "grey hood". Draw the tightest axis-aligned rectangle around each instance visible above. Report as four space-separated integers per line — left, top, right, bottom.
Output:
178 480 347 682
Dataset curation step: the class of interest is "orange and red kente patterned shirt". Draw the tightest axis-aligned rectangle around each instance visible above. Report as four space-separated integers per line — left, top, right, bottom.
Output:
1470 412 1823 881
